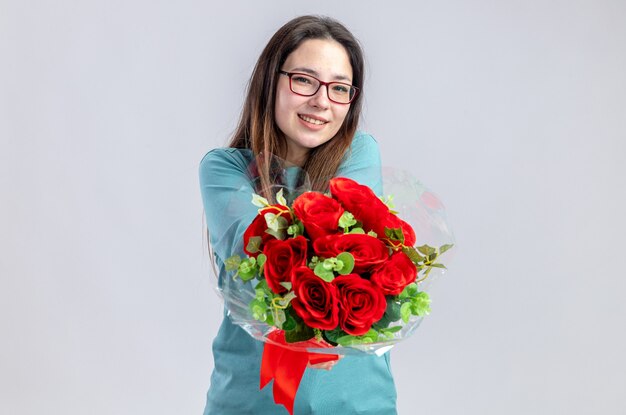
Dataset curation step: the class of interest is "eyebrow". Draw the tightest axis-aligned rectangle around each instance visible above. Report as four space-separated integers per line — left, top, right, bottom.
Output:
289 67 353 83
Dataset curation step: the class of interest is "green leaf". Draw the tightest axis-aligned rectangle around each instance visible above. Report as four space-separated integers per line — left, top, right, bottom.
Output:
336 252 355 275
386 298 402 321
279 282 292 291
257 253 266 270
430 263 447 269
282 313 296 331
238 259 257 281
251 193 269 207
402 246 425 264
404 283 418 297
265 228 285 240
378 325 402 340
336 335 358 346
399 286 409 300
374 298 403 330
314 263 335 282
384 227 405 243
224 255 242 272
272 308 286 329
380 195 395 209
249 299 267 321
349 228 365 234
336 329 378 346
322 259 335 271
264 213 288 232
285 321 315 343
322 327 346 345
308 256 319 269
245 236 262 254
254 288 266 300
363 329 378 342
417 244 436 256
255 279 269 292
410 292 431 316
373 315 391 330
367 230 378 237
381 331 394 340
400 302 412 323
439 243 454 254
274 291 296 309
276 188 287 206
338 211 357 229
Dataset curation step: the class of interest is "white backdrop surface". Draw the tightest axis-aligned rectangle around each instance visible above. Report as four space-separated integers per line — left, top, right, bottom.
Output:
1 1 625 414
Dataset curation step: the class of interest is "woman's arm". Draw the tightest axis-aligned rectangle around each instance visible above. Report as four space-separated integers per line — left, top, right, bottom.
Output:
198 149 259 263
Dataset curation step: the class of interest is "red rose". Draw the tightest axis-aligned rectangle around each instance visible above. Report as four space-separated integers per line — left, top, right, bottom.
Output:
243 205 291 257
291 266 340 330
263 236 307 294
370 251 417 295
329 177 389 230
293 192 344 241
334 274 387 336
313 234 389 274
330 177 416 247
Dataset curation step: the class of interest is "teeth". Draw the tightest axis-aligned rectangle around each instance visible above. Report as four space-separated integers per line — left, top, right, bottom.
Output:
299 115 326 125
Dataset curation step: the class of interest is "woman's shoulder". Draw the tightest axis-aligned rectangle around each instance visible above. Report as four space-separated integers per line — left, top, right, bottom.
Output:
343 130 381 162
199 147 254 174
351 130 379 148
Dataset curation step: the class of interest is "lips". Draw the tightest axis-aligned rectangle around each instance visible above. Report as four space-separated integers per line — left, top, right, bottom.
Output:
298 114 328 126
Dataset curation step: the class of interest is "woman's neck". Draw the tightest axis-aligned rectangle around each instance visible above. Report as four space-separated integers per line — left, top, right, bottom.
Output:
285 147 309 167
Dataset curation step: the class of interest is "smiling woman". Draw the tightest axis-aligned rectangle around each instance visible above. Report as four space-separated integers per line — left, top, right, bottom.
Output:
199 15 397 414
274 38 354 166
225 15 367 196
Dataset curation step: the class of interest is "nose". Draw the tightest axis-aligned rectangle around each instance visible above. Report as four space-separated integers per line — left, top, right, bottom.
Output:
308 84 331 109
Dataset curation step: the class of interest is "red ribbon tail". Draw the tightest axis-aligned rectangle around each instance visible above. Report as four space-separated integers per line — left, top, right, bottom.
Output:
259 340 280 390
260 331 340 415
261 334 308 415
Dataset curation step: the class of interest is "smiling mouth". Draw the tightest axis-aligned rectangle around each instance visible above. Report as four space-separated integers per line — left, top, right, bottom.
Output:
298 114 327 125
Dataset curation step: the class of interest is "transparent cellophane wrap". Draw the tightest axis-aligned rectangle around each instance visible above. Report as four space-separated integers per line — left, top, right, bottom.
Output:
203 155 455 357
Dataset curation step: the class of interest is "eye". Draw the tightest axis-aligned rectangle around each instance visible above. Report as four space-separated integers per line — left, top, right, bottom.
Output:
292 75 313 85
331 84 350 94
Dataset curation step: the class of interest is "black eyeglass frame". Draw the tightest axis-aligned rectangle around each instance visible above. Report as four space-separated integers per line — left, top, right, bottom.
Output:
278 70 359 104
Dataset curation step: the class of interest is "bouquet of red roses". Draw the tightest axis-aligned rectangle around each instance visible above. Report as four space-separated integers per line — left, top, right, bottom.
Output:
222 176 453 414
227 176 451 346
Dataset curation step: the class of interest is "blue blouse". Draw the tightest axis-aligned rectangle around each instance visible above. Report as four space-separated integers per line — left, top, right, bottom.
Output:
198 132 397 415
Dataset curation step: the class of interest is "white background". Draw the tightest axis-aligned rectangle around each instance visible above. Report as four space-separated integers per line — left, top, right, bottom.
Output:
1 1 625 414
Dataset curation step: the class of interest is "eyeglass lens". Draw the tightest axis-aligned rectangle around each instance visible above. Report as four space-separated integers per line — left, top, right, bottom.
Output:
289 74 355 104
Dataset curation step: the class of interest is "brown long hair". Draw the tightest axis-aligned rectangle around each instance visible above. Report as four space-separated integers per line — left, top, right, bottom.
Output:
229 15 365 197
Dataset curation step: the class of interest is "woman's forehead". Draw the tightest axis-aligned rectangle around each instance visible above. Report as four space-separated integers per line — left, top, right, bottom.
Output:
283 39 353 81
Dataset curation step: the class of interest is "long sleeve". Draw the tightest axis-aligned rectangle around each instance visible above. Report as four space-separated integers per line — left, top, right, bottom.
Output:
199 148 258 264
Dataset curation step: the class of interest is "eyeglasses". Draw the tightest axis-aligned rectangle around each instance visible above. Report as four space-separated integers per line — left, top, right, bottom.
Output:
279 70 359 104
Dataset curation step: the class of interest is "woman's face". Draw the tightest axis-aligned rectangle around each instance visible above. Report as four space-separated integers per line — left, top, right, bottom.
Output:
275 38 353 166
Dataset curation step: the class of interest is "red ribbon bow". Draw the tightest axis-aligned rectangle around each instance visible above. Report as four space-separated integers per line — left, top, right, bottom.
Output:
260 331 339 415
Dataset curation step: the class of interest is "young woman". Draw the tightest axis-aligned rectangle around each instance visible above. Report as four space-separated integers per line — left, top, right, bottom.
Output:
199 16 397 414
